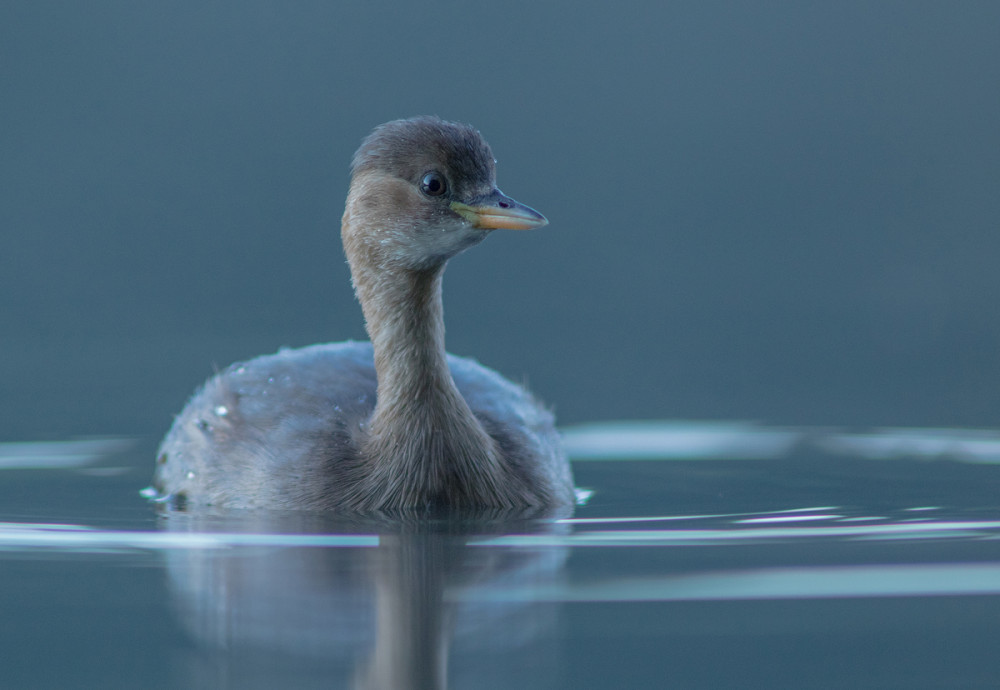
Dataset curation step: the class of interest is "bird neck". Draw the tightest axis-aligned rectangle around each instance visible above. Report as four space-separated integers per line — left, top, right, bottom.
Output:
357 266 452 408
353 264 510 506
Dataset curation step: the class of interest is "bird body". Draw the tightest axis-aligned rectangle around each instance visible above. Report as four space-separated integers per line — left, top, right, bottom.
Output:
153 117 574 512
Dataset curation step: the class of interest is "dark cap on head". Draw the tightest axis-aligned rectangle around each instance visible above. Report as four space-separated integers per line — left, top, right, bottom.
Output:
351 116 497 189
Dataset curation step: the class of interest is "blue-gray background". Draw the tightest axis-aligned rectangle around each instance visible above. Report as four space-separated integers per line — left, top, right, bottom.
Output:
2 1 998 442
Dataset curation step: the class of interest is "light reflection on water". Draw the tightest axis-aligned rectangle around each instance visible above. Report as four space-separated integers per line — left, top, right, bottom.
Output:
0 437 135 470
1 421 999 688
2 510 998 554
470 563 1000 602
561 420 1000 464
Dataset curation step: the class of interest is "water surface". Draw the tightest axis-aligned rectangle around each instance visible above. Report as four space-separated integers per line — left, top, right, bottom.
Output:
2 424 998 688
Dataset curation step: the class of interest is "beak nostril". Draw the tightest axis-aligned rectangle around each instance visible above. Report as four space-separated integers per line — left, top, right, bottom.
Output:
498 200 511 209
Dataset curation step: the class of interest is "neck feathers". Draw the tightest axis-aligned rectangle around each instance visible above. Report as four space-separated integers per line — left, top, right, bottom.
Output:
351 262 519 509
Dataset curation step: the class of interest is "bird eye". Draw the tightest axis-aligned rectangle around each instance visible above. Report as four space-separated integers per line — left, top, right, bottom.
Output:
419 172 447 197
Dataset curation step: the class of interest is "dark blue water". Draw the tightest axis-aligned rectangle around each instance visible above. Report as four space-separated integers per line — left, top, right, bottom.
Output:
2 425 998 688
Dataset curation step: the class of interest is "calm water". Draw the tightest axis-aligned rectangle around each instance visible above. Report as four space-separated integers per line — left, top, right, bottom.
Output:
2 423 998 689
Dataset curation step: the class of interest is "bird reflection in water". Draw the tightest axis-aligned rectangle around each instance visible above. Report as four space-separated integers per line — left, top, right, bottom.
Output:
160 509 570 689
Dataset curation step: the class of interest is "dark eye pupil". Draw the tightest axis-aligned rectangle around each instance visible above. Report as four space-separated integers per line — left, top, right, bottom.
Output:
420 172 446 196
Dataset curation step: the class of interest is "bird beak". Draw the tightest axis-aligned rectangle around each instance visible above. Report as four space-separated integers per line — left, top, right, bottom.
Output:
450 190 548 230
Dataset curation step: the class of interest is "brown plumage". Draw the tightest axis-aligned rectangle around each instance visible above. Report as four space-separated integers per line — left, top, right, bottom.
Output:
152 117 575 512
